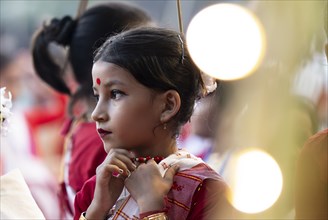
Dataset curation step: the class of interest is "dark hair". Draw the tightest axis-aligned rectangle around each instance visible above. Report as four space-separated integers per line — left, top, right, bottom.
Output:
31 2 152 95
94 27 205 131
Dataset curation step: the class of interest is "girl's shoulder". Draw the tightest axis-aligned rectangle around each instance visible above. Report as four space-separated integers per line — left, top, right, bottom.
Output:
178 163 224 182
171 163 228 196
167 164 231 219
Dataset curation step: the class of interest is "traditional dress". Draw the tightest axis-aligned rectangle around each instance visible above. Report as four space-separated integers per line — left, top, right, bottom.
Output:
59 118 107 219
74 150 234 220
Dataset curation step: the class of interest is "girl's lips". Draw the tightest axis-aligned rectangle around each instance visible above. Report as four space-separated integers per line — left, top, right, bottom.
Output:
97 128 112 138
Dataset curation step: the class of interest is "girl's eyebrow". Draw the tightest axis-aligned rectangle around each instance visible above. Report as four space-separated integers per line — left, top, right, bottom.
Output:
103 79 125 87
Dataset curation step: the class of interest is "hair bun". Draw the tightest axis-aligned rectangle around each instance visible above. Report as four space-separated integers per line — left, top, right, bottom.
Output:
43 16 76 45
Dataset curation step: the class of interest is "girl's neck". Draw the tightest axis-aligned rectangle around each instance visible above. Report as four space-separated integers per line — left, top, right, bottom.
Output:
133 138 178 158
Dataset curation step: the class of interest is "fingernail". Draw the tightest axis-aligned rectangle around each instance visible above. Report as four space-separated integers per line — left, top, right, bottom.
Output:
119 169 124 174
127 170 131 177
112 171 120 177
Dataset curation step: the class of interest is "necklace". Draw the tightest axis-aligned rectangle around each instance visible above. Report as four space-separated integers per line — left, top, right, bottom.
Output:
131 156 164 164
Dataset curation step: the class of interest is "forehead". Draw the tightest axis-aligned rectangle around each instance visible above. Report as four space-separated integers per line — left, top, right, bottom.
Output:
91 61 155 97
92 61 134 85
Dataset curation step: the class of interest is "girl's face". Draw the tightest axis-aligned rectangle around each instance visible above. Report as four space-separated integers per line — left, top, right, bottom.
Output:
91 61 163 153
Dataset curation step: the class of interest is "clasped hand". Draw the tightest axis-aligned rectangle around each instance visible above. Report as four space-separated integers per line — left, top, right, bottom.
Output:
125 158 179 212
89 149 179 217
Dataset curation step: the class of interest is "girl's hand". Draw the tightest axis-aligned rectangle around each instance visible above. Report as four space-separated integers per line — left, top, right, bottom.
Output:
125 159 179 213
86 149 136 219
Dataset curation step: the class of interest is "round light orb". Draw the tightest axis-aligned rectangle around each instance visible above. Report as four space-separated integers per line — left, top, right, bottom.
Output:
230 149 283 213
186 3 265 80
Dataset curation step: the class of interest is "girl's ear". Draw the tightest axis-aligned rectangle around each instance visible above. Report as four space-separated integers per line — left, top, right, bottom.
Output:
160 90 181 123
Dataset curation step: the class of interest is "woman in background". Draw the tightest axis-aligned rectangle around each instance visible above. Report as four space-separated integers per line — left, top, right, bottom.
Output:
31 3 153 218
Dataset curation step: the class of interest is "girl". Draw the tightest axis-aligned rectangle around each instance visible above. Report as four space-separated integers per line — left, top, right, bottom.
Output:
74 27 233 220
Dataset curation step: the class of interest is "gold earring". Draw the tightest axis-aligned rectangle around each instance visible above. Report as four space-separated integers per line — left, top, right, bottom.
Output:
163 123 167 130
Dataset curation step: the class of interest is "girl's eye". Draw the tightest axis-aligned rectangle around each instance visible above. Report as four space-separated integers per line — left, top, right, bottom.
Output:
110 89 125 100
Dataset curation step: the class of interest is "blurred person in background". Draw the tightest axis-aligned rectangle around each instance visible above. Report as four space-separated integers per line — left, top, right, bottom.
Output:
204 82 244 177
294 2 328 219
294 128 327 219
12 51 67 175
0 47 62 219
31 2 153 218
204 1 325 219
181 80 238 173
180 81 220 161
243 1 324 218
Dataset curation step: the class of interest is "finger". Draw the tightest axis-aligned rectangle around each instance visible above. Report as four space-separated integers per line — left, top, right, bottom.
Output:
137 159 156 171
108 157 131 176
124 171 132 184
122 170 134 181
163 164 180 184
105 149 133 163
146 158 156 165
116 154 137 172
103 151 136 173
112 168 125 178
97 164 123 179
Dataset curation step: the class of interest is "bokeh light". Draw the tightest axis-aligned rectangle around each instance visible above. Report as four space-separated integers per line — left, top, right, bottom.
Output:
230 149 283 213
186 3 266 80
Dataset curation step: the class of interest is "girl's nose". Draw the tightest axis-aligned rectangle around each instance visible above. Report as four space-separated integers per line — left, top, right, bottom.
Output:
91 103 108 122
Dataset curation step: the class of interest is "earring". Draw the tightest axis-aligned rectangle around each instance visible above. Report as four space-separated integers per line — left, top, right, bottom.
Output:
163 123 167 130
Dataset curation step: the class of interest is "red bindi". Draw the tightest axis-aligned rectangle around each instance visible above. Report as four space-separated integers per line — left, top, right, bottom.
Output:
96 78 101 85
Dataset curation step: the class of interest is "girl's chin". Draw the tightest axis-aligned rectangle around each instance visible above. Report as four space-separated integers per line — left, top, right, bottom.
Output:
103 143 114 153
104 144 133 151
